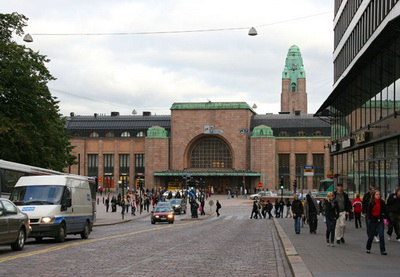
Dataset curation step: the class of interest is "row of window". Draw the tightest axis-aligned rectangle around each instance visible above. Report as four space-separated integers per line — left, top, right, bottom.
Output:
87 154 145 176
334 0 363 48
77 130 325 138
334 0 399 82
331 36 400 141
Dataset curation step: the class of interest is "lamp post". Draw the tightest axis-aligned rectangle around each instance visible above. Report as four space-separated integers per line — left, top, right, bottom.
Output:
280 176 284 201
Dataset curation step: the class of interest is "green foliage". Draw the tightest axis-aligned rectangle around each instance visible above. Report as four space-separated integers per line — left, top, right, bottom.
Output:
0 12 76 171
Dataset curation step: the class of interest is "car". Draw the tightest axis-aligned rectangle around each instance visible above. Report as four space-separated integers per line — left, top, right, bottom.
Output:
169 198 187 214
0 198 31 251
151 207 174 224
249 191 277 200
156 202 174 212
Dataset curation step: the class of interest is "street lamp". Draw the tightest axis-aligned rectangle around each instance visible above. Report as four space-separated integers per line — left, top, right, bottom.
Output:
248 27 257 36
23 33 33 42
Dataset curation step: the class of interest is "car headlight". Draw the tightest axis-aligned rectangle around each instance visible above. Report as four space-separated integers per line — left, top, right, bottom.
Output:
167 214 173 219
155 215 160 218
41 216 55 223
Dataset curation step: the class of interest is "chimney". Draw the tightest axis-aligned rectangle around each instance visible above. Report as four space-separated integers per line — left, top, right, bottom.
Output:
143 111 151 116
111 111 120 116
70 112 75 117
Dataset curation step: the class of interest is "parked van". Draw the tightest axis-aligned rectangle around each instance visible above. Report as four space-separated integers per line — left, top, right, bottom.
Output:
9 175 96 242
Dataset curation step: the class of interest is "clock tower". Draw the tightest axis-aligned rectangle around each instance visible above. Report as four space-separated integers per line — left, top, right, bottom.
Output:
281 45 307 114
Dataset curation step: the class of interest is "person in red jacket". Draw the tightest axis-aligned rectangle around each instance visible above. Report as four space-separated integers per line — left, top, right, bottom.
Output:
352 194 363 228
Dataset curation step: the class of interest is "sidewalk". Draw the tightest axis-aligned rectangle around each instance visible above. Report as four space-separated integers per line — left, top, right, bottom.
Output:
274 215 400 277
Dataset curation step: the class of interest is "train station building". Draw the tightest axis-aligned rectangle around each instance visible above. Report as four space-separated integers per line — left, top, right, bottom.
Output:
66 46 331 194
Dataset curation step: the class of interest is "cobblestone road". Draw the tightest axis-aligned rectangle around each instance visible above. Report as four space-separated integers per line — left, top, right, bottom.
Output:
0 197 292 277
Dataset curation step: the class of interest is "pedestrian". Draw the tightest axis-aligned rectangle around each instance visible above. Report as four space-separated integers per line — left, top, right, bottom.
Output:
261 201 268 219
200 199 205 216
274 199 280 218
105 196 110 212
266 200 274 219
292 194 304 234
131 199 136 215
366 190 387 255
144 195 150 212
256 201 263 219
285 198 292 218
304 193 320 234
250 200 258 219
386 187 400 241
279 199 285 218
363 184 377 240
323 192 339 247
352 193 363 228
111 196 117 212
334 183 352 244
216 200 221 217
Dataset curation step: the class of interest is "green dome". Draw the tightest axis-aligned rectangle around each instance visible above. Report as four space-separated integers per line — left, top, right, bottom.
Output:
146 126 168 138
282 45 306 91
251 125 274 138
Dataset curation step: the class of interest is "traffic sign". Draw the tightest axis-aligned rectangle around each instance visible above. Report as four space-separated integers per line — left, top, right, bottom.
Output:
257 182 263 188
303 166 315 176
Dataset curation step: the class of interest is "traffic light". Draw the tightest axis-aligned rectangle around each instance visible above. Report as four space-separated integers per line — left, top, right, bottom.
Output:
279 177 284 189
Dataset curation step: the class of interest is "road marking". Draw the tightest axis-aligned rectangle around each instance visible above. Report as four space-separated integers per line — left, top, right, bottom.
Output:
0 221 195 264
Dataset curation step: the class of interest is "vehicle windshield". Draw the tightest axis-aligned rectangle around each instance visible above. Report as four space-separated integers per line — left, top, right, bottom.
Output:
157 203 171 206
154 207 171 213
10 185 65 205
170 199 181 205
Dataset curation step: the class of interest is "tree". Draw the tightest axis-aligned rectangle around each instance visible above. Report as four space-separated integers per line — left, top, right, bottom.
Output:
0 12 76 171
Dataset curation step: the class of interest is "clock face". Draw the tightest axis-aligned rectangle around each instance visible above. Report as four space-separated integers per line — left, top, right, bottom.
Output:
292 63 297 70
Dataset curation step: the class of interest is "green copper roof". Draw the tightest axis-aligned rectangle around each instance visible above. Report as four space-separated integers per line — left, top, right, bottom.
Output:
146 126 168 138
282 45 306 91
170 102 256 113
251 125 274 138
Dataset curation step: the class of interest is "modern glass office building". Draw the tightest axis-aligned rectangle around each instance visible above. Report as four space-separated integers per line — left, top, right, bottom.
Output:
315 0 400 197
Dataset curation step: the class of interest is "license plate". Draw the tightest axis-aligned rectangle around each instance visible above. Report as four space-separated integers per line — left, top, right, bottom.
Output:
161 217 167 220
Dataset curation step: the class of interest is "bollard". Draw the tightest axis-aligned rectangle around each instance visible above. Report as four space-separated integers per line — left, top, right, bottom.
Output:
97 198 99 205
102 197 104 204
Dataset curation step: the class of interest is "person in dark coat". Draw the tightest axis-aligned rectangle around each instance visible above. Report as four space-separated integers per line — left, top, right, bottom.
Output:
323 192 339 246
292 194 304 234
105 196 110 212
386 187 400 241
304 194 320 234
216 200 221 217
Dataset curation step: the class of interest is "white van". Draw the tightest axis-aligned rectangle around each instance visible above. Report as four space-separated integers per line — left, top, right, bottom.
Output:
9 175 95 242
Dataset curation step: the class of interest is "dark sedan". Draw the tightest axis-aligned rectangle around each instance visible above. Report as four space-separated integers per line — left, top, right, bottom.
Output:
0 198 31 251
151 207 174 224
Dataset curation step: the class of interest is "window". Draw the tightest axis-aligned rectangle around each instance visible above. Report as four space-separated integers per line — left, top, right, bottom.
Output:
119 154 130 174
105 132 114 138
104 154 114 174
313 130 323 136
89 132 99 137
135 154 145 173
291 83 297 92
72 131 80 137
121 131 131 137
137 131 145 137
190 137 232 168
296 130 306 136
279 131 288 137
87 154 98 176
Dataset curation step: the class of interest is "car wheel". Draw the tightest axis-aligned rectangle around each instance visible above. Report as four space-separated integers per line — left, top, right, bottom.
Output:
11 228 26 251
80 221 90 239
169 221 174 224
151 220 155 224
254 196 258 200
55 222 66 243
183 209 186 214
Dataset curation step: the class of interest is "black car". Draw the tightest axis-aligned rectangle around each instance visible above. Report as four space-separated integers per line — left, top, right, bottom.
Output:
169 199 187 214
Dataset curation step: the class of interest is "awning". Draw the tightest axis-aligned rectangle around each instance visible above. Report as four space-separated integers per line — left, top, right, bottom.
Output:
154 171 261 177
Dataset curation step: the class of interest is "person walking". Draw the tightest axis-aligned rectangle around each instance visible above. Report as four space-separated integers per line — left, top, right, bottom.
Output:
323 192 339 247
363 184 377 240
352 193 363 228
216 200 221 217
105 196 110 212
334 183 352 244
292 194 304 234
366 190 388 255
386 187 400 241
279 199 285 218
285 198 292 218
131 199 136 215
266 200 274 219
304 193 320 234
274 199 280 218
250 200 258 219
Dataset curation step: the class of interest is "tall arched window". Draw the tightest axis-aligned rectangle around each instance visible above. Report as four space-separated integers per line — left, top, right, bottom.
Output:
291 83 297 92
190 137 232 168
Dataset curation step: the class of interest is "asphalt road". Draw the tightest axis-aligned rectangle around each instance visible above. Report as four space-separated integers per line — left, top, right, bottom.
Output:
0 197 292 277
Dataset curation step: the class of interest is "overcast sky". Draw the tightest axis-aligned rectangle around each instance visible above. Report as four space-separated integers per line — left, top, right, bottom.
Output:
3 0 333 117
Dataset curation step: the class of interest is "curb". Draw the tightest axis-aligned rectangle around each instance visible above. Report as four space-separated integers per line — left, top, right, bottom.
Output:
273 218 313 277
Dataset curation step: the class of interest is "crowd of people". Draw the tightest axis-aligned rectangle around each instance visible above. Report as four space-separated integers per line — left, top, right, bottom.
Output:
248 184 400 256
